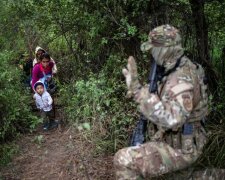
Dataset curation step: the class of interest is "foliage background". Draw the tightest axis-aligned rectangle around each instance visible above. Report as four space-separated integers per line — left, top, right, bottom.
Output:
0 0 225 169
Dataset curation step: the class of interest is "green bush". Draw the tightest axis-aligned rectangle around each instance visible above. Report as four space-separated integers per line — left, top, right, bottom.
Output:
0 143 18 166
59 54 137 152
197 81 225 167
0 51 39 142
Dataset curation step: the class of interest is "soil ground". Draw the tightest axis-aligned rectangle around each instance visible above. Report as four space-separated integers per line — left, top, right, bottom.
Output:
0 125 114 180
0 96 115 180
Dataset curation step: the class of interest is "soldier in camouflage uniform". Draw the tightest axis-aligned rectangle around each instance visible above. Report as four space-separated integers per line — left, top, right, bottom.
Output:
114 24 208 179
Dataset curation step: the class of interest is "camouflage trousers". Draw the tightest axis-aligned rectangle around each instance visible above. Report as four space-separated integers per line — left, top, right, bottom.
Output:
114 141 199 180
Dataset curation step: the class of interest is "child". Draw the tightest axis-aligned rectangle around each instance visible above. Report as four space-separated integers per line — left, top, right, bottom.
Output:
33 81 58 130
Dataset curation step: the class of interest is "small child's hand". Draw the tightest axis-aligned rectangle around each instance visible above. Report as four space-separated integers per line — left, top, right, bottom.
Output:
47 77 52 82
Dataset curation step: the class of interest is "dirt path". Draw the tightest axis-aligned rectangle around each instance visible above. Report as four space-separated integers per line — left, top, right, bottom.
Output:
0 126 115 180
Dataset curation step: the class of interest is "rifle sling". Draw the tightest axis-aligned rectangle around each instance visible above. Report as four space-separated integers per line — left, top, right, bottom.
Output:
159 54 185 80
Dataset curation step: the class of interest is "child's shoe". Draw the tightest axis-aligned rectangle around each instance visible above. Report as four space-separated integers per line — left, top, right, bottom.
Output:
49 120 58 129
43 122 50 131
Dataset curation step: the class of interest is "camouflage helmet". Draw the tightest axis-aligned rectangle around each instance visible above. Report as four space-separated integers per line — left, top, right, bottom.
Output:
141 24 181 51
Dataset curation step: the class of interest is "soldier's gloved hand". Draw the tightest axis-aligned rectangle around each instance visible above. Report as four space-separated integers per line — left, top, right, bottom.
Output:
122 56 141 98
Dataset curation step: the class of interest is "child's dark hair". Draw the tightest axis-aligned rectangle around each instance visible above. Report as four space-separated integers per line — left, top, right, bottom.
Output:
40 53 51 61
34 81 44 90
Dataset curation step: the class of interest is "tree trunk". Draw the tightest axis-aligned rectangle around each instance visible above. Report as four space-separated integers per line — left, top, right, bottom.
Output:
189 0 210 64
189 0 218 91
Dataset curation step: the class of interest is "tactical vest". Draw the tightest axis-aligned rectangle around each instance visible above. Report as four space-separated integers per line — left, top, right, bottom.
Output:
148 56 208 154
158 56 208 122
188 61 208 122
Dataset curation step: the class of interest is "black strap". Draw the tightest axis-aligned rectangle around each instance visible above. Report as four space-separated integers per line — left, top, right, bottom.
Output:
157 54 185 82
163 54 184 77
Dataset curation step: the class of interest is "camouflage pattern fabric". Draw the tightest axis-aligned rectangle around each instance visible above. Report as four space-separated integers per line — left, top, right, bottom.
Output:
116 57 207 178
138 56 208 130
141 24 181 52
114 141 198 179
114 24 208 179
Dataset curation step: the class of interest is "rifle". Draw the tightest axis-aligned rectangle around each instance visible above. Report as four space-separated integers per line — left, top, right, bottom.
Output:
130 59 159 146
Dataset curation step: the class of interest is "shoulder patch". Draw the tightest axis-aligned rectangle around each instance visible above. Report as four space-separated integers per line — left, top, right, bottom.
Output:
182 94 193 112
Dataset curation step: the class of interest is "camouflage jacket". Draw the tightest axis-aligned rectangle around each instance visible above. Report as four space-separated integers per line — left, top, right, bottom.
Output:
136 56 207 129
134 56 208 152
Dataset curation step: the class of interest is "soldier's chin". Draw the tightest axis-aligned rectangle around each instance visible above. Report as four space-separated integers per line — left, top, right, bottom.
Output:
155 61 164 66
164 62 176 70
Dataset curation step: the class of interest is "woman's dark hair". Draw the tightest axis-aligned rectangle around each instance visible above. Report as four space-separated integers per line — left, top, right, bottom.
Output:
37 49 45 54
40 52 51 61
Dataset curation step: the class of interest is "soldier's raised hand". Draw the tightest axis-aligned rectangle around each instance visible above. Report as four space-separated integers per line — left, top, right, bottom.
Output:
122 56 141 98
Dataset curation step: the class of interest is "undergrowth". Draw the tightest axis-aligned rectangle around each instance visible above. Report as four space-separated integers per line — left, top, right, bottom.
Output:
0 51 40 166
197 80 225 167
59 54 137 153
0 143 18 167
